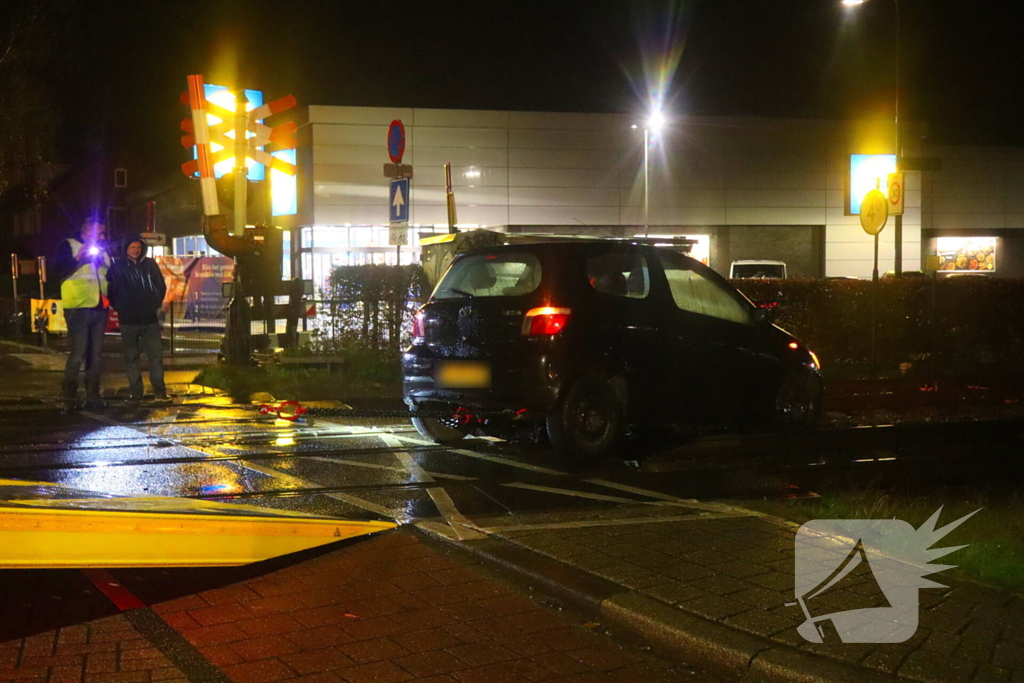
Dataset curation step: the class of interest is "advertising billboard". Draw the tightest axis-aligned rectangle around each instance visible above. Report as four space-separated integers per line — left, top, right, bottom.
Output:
850 154 897 215
156 256 233 323
935 237 996 273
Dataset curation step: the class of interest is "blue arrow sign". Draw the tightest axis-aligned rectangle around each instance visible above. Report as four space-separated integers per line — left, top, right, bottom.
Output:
389 177 410 223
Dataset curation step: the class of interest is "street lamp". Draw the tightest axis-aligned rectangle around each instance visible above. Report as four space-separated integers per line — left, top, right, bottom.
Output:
632 107 665 238
845 0 903 275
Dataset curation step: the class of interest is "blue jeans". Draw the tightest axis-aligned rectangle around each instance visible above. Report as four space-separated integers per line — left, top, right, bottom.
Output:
120 323 166 398
63 307 108 399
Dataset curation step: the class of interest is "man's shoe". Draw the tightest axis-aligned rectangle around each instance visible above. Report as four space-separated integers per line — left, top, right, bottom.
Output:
84 397 107 410
128 395 143 402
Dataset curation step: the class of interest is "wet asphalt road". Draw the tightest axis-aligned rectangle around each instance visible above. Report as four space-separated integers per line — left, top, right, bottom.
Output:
3 391 1024 529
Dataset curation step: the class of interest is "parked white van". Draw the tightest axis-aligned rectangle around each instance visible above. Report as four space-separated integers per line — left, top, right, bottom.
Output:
730 260 787 279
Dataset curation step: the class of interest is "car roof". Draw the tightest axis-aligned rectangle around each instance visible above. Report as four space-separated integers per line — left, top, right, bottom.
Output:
459 239 695 260
731 260 786 266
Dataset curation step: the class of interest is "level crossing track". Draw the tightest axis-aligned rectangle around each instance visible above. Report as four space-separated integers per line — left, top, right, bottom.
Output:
4 393 1024 531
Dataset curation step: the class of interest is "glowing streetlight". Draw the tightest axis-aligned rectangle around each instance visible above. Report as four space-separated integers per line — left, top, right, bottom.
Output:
845 0 904 275
632 107 666 238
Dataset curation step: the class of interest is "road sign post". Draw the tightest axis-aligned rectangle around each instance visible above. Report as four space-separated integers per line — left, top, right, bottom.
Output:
383 121 414 263
10 254 19 337
36 256 47 347
860 188 889 380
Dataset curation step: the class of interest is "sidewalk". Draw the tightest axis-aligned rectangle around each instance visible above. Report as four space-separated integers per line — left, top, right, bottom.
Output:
422 509 1024 683
0 529 717 683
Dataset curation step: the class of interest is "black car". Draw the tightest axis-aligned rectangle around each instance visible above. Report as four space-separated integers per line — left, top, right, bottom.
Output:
402 240 822 458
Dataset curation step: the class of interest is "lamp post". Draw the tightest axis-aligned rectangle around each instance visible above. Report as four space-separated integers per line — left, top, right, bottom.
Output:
632 108 665 238
844 0 903 276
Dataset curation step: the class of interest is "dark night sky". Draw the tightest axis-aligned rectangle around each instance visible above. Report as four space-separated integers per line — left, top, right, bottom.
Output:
42 0 1024 170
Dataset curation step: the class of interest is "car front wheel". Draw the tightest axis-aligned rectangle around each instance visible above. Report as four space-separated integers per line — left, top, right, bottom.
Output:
773 371 822 430
547 374 623 460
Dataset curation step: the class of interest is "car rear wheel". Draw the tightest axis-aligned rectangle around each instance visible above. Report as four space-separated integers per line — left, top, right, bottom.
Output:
773 371 822 430
547 374 623 460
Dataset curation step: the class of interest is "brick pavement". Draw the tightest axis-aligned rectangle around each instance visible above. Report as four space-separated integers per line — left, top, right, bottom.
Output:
0 614 191 683
494 514 1024 683
0 529 720 683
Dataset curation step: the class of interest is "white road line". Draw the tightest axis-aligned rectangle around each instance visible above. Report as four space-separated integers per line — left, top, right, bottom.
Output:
387 433 434 447
500 482 642 503
585 479 760 514
477 511 754 533
305 457 476 481
389 433 568 475
386 435 486 540
450 449 567 475
237 459 400 519
425 487 487 540
394 452 434 484
585 479 687 502
84 410 403 521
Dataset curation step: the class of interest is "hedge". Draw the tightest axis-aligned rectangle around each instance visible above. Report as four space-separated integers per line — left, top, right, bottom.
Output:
730 278 1024 379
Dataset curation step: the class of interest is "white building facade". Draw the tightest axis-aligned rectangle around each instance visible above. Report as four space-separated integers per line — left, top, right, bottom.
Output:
269 105 1023 286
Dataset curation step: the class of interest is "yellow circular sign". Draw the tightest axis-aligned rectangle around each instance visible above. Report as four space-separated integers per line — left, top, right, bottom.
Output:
860 189 889 236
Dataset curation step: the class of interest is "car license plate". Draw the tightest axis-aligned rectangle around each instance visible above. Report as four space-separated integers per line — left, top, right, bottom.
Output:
435 361 491 388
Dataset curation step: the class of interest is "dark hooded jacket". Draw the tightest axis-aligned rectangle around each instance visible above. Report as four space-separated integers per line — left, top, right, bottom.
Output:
107 233 167 326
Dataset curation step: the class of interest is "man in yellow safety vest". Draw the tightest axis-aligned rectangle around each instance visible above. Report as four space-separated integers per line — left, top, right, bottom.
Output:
52 219 112 409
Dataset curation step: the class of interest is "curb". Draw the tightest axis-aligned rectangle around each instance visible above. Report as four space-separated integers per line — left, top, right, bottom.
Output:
416 524 899 683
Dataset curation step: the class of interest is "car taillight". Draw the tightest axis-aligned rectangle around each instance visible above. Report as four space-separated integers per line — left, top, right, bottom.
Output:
412 311 425 341
522 307 571 336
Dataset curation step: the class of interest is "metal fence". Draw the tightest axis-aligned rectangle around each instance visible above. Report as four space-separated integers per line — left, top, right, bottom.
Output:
162 300 225 355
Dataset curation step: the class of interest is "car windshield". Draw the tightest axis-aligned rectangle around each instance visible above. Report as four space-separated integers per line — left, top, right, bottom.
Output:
732 264 785 279
434 252 542 299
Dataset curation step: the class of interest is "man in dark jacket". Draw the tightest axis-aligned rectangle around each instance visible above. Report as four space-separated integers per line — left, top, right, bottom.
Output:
108 234 168 400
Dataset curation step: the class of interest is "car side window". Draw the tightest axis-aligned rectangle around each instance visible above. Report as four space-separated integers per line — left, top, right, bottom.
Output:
658 254 751 324
587 253 650 299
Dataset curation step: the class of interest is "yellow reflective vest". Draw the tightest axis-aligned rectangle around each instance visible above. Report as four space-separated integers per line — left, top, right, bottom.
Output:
60 238 111 309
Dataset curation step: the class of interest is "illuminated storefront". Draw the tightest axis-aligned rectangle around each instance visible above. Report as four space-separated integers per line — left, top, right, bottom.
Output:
934 236 997 273
298 225 428 291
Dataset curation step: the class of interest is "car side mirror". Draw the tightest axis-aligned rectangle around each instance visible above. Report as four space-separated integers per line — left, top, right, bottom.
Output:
753 306 774 324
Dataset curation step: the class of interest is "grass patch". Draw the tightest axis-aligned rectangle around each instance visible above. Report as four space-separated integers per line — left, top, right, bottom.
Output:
194 348 402 402
738 489 1024 591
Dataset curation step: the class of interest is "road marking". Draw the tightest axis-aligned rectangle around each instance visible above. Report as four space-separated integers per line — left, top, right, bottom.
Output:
385 436 485 540
479 511 755 533
581 479 741 511
231 459 400 520
500 482 642 503
389 434 568 475
584 478 687 502
305 457 476 481
394 452 434 484
425 487 487 540
450 449 567 475
85 411 405 521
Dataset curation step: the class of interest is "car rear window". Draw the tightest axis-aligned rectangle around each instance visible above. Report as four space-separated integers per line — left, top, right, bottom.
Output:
434 252 542 299
586 253 650 299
